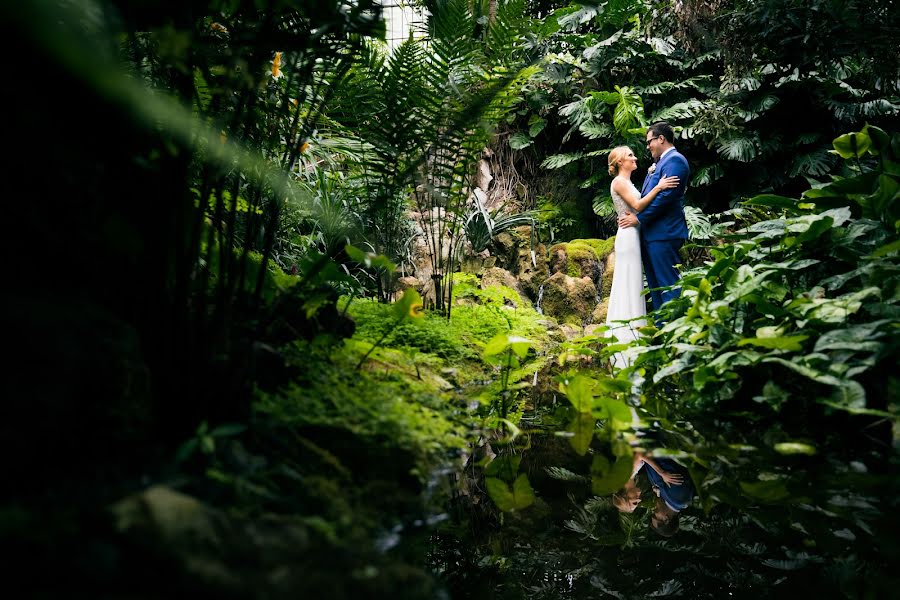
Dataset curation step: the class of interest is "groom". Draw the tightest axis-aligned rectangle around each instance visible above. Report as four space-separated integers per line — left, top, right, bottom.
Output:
618 121 689 313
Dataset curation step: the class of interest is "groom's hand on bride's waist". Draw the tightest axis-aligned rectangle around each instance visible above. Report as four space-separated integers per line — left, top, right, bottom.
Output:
618 213 638 228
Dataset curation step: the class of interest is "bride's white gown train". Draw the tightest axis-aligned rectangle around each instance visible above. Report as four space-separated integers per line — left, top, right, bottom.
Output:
606 177 647 370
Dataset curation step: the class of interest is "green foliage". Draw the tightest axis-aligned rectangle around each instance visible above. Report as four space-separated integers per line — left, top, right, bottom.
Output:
255 340 468 477
348 291 552 366
324 0 539 311
507 0 900 227
451 272 523 307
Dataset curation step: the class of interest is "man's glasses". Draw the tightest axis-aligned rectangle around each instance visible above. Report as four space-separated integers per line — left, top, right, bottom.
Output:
645 136 660 147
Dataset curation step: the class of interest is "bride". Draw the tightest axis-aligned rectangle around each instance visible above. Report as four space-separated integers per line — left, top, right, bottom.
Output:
605 146 679 369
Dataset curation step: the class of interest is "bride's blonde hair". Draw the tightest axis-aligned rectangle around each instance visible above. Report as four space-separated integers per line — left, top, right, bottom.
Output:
607 146 631 176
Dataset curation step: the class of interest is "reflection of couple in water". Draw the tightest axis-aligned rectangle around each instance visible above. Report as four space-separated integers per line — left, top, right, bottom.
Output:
612 450 695 538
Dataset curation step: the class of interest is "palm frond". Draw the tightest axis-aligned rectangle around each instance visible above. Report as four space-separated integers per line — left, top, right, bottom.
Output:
579 120 613 139
651 99 707 122
541 152 584 169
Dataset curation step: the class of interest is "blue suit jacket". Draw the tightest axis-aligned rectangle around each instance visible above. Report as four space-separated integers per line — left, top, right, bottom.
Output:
638 149 689 242
643 458 694 511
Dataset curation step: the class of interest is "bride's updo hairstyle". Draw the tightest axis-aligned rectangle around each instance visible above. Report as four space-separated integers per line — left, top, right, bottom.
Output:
607 146 630 176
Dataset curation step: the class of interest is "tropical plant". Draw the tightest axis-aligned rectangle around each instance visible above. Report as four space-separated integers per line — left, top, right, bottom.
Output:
322 0 540 313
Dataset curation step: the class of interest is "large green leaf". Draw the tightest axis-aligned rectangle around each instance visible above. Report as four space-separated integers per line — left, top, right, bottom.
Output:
561 374 595 413
716 136 758 162
486 474 536 512
591 454 634 496
737 335 808 351
484 455 522 482
832 131 872 158
740 479 790 502
567 412 596 456
509 132 533 150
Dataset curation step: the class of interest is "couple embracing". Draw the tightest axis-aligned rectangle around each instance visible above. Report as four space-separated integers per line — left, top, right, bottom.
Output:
604 121 689 368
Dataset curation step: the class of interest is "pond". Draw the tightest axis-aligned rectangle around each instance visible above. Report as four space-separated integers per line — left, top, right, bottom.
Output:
419 361 898 600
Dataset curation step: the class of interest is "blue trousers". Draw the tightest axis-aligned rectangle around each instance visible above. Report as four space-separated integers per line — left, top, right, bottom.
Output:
641 237 684 314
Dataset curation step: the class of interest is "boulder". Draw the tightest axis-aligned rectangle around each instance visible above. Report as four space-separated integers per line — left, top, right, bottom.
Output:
514 242 548 301
548 238 615 287
539 271 598 325
480 266 531 307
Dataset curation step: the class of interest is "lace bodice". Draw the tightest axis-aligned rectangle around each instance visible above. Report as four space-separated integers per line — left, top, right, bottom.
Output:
610 177 639 219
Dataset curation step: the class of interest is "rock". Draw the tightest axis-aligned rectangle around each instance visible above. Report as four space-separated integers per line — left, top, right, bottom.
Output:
548 238 615 286
559 323 584 340
474 159 493 191
480 266 531 307
584 323 606 336
592 297 610 324
539 271 598 325
110 485 441 598
492 231 518 268
514 242 548 301
599 250 616 300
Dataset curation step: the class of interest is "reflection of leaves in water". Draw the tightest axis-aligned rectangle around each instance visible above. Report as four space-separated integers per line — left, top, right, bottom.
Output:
762 557 814 570
591 454 633 495
566 412 595 455
545 466 590 483
485 474 535 512
645 579 683 597
588 575 625 599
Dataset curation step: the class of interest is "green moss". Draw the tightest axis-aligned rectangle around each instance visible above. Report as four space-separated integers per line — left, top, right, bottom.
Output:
550 239 613 278
451 272 522 307
570 237 615 260
346 288 554 365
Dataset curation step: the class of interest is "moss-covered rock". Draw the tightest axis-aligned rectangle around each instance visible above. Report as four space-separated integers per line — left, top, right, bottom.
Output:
539 272 597 325
514 241 549 301
480 267 532 307
548 237 614 283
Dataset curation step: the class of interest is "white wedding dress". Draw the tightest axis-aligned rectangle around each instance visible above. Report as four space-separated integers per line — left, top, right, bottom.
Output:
605 176 647 369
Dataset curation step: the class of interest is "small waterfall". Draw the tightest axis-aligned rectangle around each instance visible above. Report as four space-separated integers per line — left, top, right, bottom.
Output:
535 283 545 315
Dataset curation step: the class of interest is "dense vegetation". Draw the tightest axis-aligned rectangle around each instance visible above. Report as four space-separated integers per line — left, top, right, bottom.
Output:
3 0 898 598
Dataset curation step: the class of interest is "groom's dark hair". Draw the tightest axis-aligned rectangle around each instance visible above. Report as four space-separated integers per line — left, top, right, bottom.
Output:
648 121 675 144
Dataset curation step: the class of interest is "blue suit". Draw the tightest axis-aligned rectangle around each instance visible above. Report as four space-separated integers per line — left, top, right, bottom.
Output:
638 149 689 312
643 457 694 511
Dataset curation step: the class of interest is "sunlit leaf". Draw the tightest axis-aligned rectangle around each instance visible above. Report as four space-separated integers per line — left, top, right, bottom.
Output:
737 335 808 351
740 479 790 502
509 132 533 150
591 454 633 496
567 412 596 456
832 131 872 159
484 455 522 482
773 442 817 456
486 474 535 512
